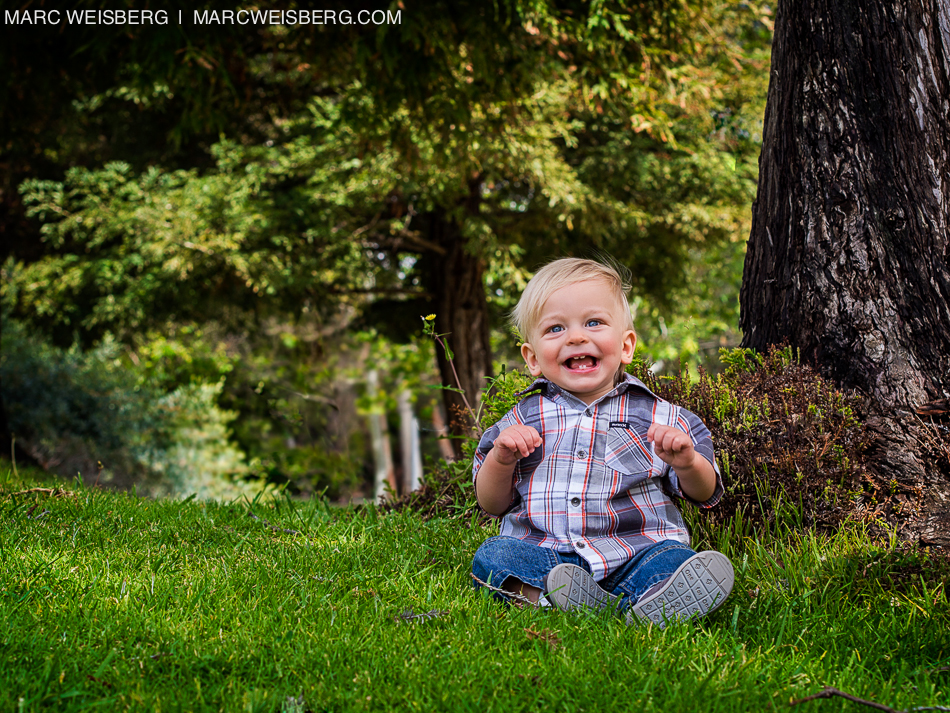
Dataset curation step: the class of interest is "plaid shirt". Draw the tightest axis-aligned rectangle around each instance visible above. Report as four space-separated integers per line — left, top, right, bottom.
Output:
473 373 723 581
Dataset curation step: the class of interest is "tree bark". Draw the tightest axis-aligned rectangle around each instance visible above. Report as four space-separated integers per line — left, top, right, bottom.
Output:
423 195 493 458
741 0 950 542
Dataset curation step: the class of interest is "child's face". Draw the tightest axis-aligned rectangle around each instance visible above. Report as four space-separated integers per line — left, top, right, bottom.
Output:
520 279 637 405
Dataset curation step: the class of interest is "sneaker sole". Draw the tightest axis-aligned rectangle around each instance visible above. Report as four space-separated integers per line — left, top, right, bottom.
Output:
627 551 734 628
545 563 618 613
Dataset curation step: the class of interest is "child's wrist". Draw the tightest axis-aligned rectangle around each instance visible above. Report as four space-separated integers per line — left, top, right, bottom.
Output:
491 446 517 467
679 452 704 472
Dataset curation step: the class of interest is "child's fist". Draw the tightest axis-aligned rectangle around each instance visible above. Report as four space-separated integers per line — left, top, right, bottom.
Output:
491 424 542 466
647 423 696 469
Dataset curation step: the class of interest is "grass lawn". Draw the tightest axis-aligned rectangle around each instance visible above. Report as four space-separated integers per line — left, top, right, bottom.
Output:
3 464 949 712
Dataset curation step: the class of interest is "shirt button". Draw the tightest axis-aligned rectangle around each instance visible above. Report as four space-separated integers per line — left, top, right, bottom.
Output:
571 497 581 507
577 450 587 458
576 542 586 549
584 409 591 417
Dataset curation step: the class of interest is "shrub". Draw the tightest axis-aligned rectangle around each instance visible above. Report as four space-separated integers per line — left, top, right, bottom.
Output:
1 322 155 487
626 345 876 537
138 382 253 499
0 319 258 499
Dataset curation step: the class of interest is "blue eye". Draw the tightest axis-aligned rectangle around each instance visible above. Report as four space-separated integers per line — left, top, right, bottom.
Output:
548 325 564 333
586 319 601 327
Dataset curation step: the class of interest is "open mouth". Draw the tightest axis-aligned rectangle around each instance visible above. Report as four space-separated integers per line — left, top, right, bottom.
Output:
564 355 599 371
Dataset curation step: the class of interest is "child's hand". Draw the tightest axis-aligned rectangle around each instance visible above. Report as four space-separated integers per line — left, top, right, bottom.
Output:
491 424 542 466
647 423 697 470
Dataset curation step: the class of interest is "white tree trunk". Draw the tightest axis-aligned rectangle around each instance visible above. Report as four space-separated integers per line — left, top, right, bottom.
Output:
398 389 423 492
366 370 395 503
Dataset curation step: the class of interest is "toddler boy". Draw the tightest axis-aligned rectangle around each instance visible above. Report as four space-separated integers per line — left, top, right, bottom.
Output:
471 258 733 626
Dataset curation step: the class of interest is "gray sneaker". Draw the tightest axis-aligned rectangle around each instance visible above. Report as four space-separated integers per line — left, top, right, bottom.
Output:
544 563 618 613
626 551 734 628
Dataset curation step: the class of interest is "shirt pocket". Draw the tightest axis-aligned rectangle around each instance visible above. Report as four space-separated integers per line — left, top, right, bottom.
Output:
604 424 654 478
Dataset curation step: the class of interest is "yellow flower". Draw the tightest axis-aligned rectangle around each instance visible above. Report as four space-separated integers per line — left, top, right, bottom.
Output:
424 314 436 321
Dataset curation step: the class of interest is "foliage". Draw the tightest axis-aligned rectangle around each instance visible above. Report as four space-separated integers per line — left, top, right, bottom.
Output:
12 158 328 346
7 0 771 345
3 245 449 500
473 367 535 438
131 323 236 392
138 382 252 500
631 235 748 374
0 317 256 499
382 457 486 524
224 324 445 501
627 346 878 537
2 465 949 711
421 314 479 427
1 318 155 484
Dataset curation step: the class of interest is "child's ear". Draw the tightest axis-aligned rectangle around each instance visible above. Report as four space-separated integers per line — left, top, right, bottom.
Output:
521 342 544 377
620 329 637 364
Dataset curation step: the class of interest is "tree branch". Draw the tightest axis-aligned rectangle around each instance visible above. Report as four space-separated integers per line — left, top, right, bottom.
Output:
790 686 950 713
324 287 431 297
369 231 447 255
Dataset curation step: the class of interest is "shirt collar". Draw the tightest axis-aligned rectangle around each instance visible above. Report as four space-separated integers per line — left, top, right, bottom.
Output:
518 372 659 406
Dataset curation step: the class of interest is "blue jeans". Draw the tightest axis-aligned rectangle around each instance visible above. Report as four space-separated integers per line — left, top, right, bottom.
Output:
472 536 695 609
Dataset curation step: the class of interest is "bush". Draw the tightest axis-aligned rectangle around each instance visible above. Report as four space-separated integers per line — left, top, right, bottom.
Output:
627 345 876 537
138 382 252 499
2 322 154 486
0 319 258 499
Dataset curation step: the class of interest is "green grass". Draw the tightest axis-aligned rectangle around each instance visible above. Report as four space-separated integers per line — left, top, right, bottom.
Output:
2 464 948 712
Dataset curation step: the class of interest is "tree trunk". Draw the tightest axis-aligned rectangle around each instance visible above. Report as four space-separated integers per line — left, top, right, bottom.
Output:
740 0 950 543
367 370 397 502
423 197 492 458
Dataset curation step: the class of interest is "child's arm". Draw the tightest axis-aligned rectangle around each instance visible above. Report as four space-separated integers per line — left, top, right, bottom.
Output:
475 424 541 516
647 423 717 503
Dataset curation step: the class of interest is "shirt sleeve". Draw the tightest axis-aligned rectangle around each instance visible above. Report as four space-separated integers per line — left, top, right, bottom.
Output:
471 405 525 518
661 406 724 508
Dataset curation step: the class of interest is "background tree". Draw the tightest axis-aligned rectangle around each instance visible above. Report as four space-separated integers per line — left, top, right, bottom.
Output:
740 0 950 543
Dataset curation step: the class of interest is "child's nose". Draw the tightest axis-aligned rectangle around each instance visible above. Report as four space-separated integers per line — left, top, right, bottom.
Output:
566 327 588 344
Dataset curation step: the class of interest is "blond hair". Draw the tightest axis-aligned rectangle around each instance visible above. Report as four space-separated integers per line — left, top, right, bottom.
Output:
511 257 635 340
